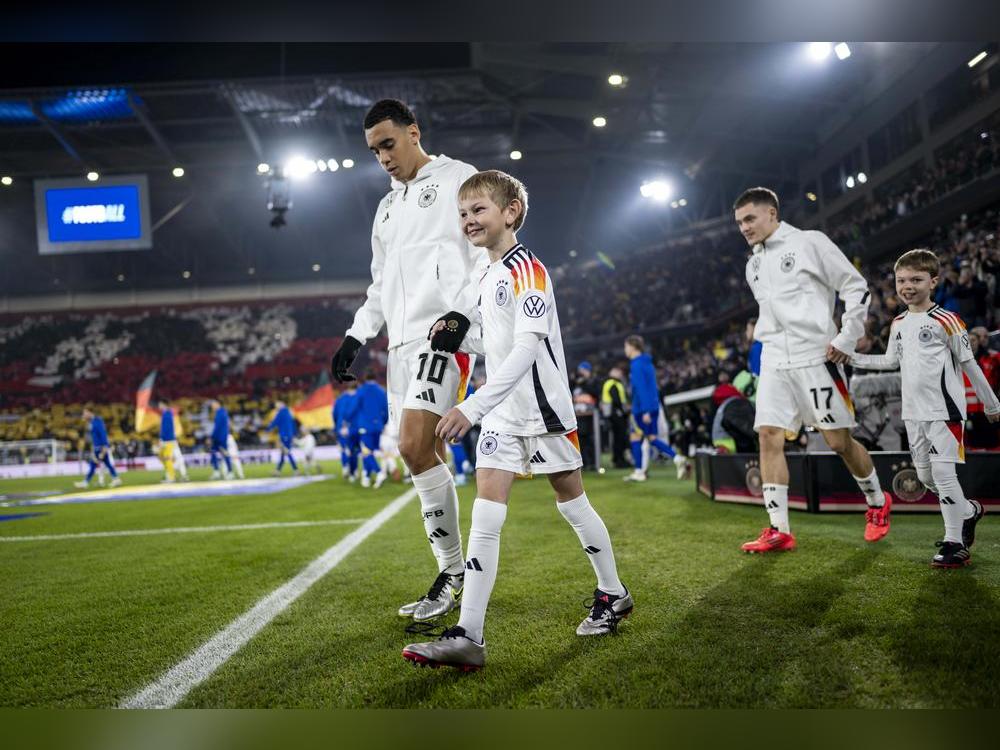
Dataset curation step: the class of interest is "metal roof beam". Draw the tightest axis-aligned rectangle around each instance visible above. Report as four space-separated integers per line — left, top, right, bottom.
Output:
127 92 179 165
29 101 83 163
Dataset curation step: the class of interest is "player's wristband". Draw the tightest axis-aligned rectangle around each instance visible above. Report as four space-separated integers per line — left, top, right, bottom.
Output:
428 311 471 354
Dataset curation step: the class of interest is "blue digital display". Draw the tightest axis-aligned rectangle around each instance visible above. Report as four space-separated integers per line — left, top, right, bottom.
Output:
45 185 143 243
35 175 152 255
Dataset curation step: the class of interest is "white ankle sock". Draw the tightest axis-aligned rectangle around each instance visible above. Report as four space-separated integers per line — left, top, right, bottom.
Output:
932 463 973 544
556 493 624 596
411 464 464 574
457 498 507 643
762 484 790 533
853 468 885 508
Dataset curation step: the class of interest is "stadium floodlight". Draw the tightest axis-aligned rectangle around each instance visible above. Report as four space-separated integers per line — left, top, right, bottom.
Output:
248 266 256 275
846 175 856 189
116 273 124 282
284 156 317 180
327 158 340 172
678 198 687 206
312 263 321 272
316 159 328 172
86 171 99 182
592 116 607 128
172 167 185 178
806 192 818 201
608 73 625 86
510 150 523 160
808 42 833 62
640 180 672 202
968 51 988 68
834 43 851 60
1 176 11 186
670 200 679 208
342 158 354 169
182 270 191 279
257 162 270 174
857 172 868 184
983 131 990 140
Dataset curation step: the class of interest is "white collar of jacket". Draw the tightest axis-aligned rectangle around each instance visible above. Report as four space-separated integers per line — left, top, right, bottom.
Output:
389 153 454 191
752 220 797 254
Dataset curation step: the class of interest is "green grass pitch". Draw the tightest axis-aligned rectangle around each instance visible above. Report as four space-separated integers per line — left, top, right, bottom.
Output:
1 462 998 708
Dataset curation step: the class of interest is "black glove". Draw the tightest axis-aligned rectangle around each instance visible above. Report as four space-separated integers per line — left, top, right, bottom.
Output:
428 311 471 354
330 335 362 383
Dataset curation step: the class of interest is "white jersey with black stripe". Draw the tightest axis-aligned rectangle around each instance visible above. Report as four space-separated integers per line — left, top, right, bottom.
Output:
853 305 973 422
476 244 577 436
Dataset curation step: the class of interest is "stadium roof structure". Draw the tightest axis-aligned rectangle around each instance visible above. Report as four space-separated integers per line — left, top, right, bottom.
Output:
0 42 951 297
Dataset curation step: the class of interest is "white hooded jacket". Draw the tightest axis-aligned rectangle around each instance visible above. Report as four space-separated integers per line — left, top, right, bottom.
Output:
746 221 871 369
346 154 485 349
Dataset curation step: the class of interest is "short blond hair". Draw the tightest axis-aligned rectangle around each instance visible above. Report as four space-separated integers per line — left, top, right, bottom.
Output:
458 169 529 231
895 248 939 277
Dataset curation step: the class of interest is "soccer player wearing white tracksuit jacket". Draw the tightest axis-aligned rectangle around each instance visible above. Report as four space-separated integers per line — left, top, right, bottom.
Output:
733 187 891 553
330 99 485 623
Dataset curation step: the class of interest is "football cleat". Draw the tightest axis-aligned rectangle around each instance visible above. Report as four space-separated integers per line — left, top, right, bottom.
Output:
932 541 971 569
411 571 464 622
454 473 468 487
673 455 691 480
360 473 371 488
210 470 221 480
402 625 485 671
864 492 892 542
398 571 464 620
741 526 797 553
73 480 89 489
623 470 647 483
577 586 634 636
373 472 387 490
963 500 985 549
109 477 122 488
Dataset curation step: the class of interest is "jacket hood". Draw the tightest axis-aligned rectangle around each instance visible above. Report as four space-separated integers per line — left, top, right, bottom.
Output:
712 383 743 407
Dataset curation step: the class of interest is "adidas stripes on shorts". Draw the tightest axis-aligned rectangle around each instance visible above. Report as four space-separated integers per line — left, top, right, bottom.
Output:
905 419 966 464
475 428 583 476
387 338 475 430
754 362 856 433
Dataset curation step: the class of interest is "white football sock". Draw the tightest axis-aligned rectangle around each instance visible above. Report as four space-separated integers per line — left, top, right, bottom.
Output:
931 463 973 544
762 483 790 533
557 493 625 596
853 468 885 507
456 498 507 643
411 463 465 575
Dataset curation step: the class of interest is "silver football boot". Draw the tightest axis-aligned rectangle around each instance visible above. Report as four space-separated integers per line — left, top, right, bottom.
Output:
397 570 464 620
576 586 634 636
402 625 485 671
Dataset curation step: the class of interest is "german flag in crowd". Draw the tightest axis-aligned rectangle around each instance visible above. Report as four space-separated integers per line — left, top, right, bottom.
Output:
293 370 335 430
134 370 161 432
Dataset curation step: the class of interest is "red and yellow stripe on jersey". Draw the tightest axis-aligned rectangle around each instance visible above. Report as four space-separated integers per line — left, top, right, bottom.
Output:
505 245 548 297
928 306 967 336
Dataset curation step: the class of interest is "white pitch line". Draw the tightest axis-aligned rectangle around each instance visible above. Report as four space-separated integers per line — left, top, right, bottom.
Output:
119 487 418 709
0 518 368 543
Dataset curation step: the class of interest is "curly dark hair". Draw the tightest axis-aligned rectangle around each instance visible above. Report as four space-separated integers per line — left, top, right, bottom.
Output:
363 99 417 130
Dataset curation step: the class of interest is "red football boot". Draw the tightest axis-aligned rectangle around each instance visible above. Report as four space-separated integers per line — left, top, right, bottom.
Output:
741 526 797 553
864 491 892 542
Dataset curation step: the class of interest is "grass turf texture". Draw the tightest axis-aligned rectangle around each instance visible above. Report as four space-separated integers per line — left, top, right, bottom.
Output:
1 463 999 708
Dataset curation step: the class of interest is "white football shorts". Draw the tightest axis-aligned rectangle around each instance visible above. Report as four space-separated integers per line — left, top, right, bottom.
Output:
387 338 474 430
754 362 856 433
475 428 583 476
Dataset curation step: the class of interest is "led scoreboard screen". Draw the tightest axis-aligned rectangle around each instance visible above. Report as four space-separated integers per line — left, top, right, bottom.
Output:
34 175 152 255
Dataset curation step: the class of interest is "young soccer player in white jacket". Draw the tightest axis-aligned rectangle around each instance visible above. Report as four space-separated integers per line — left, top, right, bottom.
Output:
852 249 999 568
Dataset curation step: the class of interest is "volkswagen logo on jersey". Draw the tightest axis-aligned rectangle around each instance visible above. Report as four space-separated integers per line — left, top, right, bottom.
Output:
780 253 796 273
522 294 546 318
891 461 927 502
918 325 934 344
495 282 509 306
418 187 438 208
480 434 499 455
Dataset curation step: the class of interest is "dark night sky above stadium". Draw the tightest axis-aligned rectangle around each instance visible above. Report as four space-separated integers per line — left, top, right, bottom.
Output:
0 44 471 89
